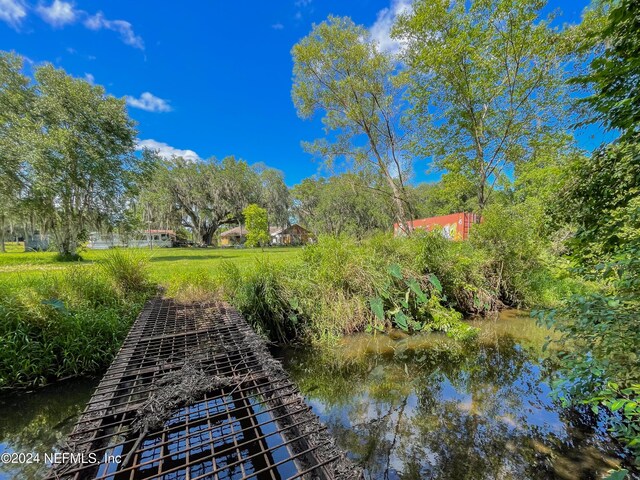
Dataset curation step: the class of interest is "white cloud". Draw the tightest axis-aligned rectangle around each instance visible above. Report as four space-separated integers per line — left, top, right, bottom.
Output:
271 22 284 30
125 92 172 112
36 0 76 27
369 0 412 55
136 139 200 162
3 1 143 49
84 11 144 49
84 72 94 84
294 0 312 6
0 0 27 27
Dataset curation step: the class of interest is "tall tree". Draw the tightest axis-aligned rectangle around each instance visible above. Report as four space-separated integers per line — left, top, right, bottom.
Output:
394 0 574 212
0 53 33 252
540 0 640 467
573 0 640 139
292 16 413 232
257 166 291 227
158 156 262 245
31 64 138 257
292 173 395 237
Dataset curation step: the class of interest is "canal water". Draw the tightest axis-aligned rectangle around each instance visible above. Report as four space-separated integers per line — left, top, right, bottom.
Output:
0 378 97 479
0 311 632 479
277 311 629 480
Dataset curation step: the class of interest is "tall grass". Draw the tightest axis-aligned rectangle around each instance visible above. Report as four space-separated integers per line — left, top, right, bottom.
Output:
213 229 585 345
100 249 152 293
219 260 299 343
0 252 154 390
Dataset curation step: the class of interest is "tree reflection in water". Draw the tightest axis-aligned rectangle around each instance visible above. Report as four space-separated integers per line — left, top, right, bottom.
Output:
0 378 96 479
278 313 628 480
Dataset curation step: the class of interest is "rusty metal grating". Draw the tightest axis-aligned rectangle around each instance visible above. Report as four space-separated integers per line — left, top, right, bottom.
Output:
48 298 357 480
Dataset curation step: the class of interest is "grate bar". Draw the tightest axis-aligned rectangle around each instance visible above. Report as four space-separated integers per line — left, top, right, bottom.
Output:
47 297 359 480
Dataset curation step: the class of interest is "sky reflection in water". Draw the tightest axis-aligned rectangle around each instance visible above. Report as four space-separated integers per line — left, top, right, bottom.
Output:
279 312 625 480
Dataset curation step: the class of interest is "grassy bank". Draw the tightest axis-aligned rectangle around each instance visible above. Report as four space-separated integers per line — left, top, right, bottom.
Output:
0 250 155 390
1 230 584 389
0 246 302 389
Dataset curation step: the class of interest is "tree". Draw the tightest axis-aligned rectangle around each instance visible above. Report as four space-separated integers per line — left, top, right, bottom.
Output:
257 166 291 227
573 0 640 138
394 0 575 212
539 0 640 467
292 16 413 232
243 204 269 248
154 156 263 245
407 174 477 218
29 64 138 257
0 53 34 252
292 173 395 237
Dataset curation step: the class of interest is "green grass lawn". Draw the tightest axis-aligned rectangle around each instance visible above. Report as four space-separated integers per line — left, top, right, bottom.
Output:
0 243 303 297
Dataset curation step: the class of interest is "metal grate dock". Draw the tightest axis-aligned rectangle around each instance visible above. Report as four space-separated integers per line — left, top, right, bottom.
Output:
48 298 357 480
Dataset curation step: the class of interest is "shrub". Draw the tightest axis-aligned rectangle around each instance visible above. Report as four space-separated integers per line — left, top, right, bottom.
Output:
410 231 498 314
471 202 556 308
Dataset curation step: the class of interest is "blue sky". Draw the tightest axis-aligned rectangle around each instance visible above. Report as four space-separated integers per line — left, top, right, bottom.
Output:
0 0 597 186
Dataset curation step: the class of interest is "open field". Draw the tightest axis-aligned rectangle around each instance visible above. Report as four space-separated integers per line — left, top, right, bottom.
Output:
0 244 302 296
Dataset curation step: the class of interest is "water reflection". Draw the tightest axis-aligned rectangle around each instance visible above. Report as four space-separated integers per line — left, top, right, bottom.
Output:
0 378 97 479
279 312 627 479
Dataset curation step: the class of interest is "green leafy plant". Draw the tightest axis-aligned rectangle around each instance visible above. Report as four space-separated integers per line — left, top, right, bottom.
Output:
367 263 477 340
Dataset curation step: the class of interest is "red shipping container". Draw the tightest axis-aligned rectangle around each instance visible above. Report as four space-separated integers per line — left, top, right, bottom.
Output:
394 212 480 240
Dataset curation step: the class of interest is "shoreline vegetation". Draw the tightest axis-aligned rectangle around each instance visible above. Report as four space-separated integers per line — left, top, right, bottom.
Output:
0 206 587 391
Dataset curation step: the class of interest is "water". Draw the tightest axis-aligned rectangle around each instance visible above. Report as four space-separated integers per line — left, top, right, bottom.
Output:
0 312 632 479
0 378 97 480
277 311 631 480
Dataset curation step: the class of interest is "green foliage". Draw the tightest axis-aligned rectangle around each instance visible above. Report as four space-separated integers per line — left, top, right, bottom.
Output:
589 383 640 464
409 206 569 316
143 155 288 245
408 174 478 218
367 263 477 340
32 64 138 256
242 204 270 248
218 260 299 343
291 173 395 237
291 15 412 229
573 0 640 138
394 0 575 210
174 226 191 243
471 202 550 307
411 231 495 314
100 249 152 293
558 142 640 265
538 0 640 465
0 255 153 390
535 264 640 465
54 252 83 262
0 53 34 254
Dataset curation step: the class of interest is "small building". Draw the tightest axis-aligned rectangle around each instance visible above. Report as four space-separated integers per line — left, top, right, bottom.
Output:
394 213 480 241
270 224 312 246
219 226 247 247
87 230 175 249
219 224 312 247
